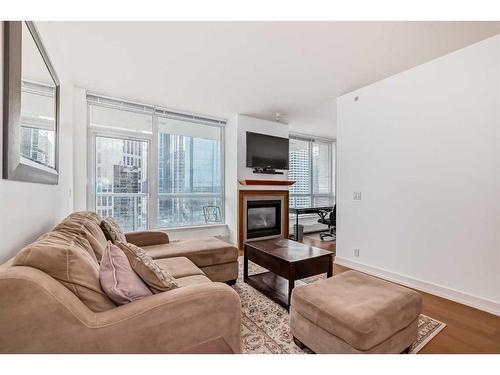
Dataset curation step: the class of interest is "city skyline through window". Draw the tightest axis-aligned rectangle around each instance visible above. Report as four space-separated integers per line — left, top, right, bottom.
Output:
95 136 149 232
20 81 56 168
89 96 225 230
158 117 223 228
289 136 334 209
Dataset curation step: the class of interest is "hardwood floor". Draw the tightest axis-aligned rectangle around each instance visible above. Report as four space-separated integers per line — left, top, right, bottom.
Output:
238 235 500 353
301 236 500 354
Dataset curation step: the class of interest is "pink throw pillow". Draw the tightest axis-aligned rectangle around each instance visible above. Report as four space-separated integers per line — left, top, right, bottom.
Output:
99 241 152 305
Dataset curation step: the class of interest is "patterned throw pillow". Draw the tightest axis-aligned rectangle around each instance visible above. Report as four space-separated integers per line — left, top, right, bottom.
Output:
99 242 153 305
100 217 127 244
115 241 179 293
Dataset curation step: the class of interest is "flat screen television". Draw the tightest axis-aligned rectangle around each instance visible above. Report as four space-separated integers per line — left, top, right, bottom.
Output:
246 131 289 171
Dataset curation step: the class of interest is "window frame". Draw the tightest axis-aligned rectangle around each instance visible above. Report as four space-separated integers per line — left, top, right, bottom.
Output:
289 133 335 208
155 113 225 229
87 95 225 231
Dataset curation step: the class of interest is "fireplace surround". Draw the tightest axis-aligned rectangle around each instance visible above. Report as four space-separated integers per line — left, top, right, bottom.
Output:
238 190 289 250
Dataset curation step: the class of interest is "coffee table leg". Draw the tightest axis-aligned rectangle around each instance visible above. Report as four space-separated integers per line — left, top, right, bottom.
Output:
327 255 333 278
295 212 299 241
288 265 296 308
288 279 295 308
243 245 249 282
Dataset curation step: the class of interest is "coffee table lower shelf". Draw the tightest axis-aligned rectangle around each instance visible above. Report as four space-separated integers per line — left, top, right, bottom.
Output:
245 271 306 309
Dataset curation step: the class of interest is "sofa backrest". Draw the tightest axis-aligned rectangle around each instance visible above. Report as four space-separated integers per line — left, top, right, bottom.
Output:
54 211 108 262
10 211 116 312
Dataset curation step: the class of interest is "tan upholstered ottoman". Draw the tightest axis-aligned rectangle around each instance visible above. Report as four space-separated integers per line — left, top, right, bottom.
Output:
290 270 423 354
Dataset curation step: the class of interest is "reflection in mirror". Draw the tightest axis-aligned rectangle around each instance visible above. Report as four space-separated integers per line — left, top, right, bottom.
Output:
20 22 56 169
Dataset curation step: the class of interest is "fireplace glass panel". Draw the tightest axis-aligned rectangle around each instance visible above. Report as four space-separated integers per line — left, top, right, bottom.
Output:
246 199 281 239
248 207 277 230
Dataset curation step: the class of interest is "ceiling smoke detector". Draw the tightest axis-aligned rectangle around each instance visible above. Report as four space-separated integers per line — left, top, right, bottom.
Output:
274 112 286 122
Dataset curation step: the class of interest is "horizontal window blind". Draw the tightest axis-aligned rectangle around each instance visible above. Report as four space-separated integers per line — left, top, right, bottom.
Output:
289 132 335 144
87 93 226 231
87 93 226 127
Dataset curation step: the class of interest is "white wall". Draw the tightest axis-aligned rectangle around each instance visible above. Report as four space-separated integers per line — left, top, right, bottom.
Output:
336 35 500 315
73 87 87 211
0 22 74 262
224 114 290 243
224 115 239 244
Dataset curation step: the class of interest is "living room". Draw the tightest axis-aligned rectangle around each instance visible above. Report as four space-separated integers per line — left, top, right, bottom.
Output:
1 1 499 373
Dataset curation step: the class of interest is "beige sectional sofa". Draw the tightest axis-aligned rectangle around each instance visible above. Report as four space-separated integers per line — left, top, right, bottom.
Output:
0 211 241 353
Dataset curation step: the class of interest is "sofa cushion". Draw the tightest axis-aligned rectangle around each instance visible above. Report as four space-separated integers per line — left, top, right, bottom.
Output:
199 262 238 283
155 257 205 279
100 217 127 244
12 230 116 312
116 241 178 293
176 275 212 287
291 270 422 351
143 237 238 267
55 211 108 262
99 242 152 305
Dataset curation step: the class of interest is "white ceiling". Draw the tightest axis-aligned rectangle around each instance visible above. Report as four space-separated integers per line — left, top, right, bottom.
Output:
39 21 500 138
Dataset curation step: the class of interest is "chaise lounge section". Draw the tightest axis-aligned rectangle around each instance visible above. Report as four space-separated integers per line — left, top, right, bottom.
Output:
132 235 239 284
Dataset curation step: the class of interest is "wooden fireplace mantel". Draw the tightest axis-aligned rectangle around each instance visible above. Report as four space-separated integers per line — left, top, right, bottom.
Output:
238 179 296 186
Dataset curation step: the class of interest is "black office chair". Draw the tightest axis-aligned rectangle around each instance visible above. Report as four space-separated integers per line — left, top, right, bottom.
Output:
317 204 336 241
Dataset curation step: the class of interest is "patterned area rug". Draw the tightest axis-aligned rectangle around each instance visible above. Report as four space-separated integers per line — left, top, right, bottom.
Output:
232 258 446 354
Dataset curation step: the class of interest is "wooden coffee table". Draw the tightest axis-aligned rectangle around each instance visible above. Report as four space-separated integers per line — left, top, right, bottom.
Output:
243 238 334 310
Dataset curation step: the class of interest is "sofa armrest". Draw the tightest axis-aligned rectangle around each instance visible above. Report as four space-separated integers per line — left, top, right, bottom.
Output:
125 230 170 247
0 266 241 353
95 283 241 353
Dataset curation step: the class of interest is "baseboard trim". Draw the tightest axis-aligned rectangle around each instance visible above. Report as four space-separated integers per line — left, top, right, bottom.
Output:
334 257 500 317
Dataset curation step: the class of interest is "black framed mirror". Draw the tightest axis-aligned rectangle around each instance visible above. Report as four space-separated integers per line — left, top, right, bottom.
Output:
3 21 60 184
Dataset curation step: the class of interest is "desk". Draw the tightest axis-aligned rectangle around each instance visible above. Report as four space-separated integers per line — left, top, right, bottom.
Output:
289 205 333 240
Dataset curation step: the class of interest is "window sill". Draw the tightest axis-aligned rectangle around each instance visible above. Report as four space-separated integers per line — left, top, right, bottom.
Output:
153 223 228 232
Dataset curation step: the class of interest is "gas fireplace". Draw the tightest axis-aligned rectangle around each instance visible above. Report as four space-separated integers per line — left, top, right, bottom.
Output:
246 200 282 239
238 188 291 250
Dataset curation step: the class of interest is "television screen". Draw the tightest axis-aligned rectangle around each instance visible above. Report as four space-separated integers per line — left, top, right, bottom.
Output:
246 132 289 170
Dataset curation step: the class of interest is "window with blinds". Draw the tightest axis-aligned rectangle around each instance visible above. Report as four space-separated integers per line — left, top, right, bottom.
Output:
87 94 225 230
289 135 335 208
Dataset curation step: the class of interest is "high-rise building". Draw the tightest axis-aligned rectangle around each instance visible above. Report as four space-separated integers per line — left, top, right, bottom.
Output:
157 133 221 227
20 127 54 167
96 132 222 230
95 138 147 231
289 148 310 207
158 133 171 193
158 133 188 226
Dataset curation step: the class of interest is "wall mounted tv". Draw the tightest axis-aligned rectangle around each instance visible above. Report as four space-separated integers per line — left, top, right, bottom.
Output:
246 131 289 174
